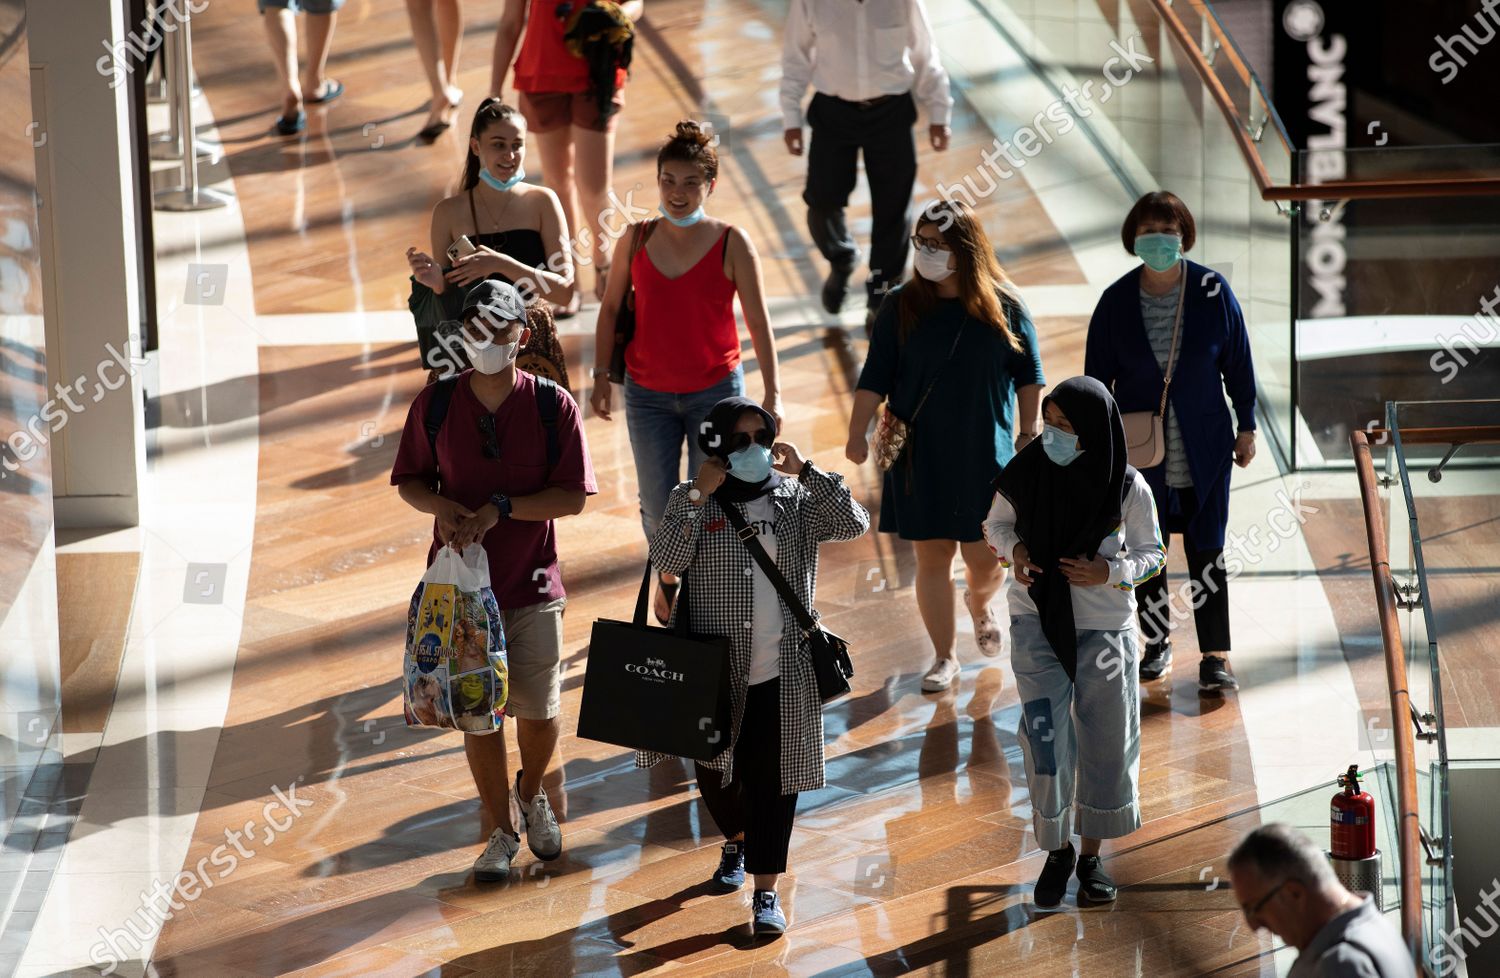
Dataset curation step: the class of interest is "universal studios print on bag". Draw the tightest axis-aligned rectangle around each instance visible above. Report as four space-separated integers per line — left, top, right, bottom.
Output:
403 544 509 733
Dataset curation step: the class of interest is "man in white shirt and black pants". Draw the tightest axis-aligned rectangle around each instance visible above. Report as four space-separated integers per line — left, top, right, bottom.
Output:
781 0 953 329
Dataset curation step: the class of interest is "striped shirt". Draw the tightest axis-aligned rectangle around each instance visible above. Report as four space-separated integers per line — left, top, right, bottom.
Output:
1139 285 1193 488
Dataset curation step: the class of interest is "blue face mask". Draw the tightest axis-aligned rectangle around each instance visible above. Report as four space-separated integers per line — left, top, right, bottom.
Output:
1041 424 1083 466
1134 232 1182 273
726 443 773 483
479 166 525 192
658 203 706 228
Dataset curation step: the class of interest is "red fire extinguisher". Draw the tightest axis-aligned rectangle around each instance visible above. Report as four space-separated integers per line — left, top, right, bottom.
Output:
1330 764 1377 860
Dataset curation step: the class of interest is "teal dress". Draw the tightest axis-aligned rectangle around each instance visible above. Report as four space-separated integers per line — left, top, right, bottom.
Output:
857 288 1045 541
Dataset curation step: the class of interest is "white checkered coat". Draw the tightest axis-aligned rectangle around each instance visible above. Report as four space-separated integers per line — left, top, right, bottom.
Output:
636 463 869 794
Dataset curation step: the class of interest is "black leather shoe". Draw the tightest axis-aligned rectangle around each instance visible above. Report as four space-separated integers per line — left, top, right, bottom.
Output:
821 264 856 315
1199 654 1238 692
1076 854 1118 905
1033 842 1076 910
1139 640 1172 681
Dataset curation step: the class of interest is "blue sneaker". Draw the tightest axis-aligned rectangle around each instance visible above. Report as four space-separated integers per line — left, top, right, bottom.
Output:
752 889 786 936
713 841 745 892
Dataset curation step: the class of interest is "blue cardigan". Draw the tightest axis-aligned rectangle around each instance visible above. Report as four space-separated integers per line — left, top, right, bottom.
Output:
1083 259 1257 551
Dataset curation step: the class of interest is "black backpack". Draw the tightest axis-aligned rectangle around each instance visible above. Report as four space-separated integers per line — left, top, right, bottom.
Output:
423 375 562 483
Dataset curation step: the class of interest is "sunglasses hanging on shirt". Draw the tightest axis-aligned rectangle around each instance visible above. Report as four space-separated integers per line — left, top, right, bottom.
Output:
478 415 500 459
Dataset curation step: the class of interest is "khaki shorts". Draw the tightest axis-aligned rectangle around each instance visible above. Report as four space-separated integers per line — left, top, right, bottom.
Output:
501 597 566 720
518 89 624 134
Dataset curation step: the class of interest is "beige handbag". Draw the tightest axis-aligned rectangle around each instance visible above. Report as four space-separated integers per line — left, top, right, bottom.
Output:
873 320 966 472
1121 269 1187 469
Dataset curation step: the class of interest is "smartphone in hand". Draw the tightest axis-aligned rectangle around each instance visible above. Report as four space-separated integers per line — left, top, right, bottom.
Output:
446 235 478 265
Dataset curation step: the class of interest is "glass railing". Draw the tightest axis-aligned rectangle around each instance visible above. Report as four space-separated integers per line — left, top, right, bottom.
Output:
1371 398 1500 973
968 0 1299 461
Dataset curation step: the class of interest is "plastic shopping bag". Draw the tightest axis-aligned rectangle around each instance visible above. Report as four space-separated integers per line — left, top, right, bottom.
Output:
403 543 508 734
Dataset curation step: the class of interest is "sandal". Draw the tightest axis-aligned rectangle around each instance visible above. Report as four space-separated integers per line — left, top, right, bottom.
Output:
655 574 679 626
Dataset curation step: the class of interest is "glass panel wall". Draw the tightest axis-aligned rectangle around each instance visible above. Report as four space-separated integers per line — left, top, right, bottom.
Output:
0 0 64 894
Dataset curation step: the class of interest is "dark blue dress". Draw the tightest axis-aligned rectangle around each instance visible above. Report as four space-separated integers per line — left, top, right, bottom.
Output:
857 288 1045 541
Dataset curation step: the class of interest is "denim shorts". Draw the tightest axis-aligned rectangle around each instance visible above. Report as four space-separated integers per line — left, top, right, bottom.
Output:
257 0 344 14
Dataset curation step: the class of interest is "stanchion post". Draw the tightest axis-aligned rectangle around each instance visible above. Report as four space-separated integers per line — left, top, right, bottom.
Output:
154 0 231 211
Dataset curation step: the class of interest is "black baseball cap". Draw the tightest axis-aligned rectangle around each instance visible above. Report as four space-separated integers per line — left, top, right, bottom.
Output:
460 280 527 324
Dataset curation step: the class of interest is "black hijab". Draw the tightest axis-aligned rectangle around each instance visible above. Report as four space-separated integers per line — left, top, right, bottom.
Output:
995 376 1135 679
697 397 781 503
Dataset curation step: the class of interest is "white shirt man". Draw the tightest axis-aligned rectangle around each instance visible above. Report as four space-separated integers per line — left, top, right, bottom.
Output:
781 0 953 326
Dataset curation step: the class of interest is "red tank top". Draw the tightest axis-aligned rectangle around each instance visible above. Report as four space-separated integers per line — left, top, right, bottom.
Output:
514 0 627 94
626 228 740 393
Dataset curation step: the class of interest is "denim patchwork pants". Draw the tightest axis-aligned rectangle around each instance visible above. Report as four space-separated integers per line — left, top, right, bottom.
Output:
623 366 745 541
1010 613 1141 851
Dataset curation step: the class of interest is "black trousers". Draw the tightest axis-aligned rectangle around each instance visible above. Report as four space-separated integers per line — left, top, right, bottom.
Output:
1135 486 1232 652
694 678 798 875
803 91 919 310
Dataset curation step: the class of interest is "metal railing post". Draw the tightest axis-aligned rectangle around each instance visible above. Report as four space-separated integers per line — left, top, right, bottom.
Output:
154 0 231 211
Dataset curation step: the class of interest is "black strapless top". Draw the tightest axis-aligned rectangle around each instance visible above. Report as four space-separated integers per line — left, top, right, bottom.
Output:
472 229 548 286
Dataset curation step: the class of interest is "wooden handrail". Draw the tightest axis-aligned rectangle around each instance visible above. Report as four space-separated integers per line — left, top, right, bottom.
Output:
1350 429 1424 961
1146 0 1500 203
1368 425 1500 445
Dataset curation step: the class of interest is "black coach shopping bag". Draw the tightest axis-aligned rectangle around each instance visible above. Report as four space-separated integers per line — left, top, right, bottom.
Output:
577 564 733 762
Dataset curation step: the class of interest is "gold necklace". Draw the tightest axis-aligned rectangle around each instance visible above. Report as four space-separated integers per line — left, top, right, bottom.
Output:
476 182 517 235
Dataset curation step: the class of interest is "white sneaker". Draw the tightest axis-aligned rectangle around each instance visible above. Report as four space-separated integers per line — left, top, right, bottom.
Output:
921 657 961 692
473 828 520 882
515 770 563 861
968 591 1003 658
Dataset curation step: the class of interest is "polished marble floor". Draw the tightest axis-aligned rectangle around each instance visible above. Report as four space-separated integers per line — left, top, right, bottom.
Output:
13 0 1447 974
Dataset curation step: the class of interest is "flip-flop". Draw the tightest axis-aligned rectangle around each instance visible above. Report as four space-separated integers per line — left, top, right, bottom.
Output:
273 110 305 136
307 79 344 104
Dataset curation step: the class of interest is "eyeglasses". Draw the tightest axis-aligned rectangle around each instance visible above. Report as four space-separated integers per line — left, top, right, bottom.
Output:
726 429 773 452
1241 877 1299 919
478 415 500 459
909 234 950 255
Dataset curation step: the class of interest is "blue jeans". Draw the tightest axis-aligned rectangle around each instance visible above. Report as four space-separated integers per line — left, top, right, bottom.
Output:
1010 614 1141 850
623 366 745 541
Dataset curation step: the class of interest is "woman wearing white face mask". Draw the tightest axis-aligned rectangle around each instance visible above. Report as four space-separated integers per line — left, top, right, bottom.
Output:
1083 191 1259 693
846 199 1046 693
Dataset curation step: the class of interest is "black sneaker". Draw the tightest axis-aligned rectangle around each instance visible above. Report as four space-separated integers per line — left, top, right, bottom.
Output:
821 264 855 315
1033 842 1076 910
1198 654 1238 692
1139 640 1172 681
1075 854 1118 905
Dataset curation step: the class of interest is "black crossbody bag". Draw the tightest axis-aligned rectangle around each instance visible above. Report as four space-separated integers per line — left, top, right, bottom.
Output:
718 500 853 703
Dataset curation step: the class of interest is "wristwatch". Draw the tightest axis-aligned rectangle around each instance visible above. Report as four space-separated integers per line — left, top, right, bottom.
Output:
591 367 611 379
490 493 513 519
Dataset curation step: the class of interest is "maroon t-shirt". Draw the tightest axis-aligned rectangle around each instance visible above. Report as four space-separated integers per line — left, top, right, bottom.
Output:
390 371 597 609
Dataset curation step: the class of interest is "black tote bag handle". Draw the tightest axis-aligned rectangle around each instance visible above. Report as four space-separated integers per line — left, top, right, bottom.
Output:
633 561 692 635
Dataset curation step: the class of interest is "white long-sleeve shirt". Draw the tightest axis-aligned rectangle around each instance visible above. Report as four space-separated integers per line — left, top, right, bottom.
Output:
780 0 954 130
981 470 1165 629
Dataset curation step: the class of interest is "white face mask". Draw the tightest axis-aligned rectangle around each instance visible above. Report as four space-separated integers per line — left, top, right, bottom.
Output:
462 334 520 374
914 247 956 282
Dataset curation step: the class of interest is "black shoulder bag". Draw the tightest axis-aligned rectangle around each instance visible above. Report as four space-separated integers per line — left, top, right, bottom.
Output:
718 500 853 703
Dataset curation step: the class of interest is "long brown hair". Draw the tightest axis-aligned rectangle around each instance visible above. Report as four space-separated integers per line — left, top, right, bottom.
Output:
897 199 1024 352
460 98 525 191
